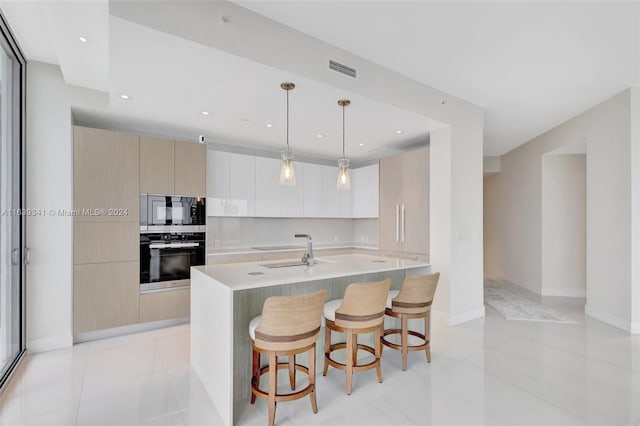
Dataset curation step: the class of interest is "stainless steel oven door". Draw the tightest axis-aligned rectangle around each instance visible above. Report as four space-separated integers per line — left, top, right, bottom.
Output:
140 234 205 293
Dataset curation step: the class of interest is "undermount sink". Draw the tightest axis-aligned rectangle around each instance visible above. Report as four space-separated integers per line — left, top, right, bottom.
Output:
260 259 331 269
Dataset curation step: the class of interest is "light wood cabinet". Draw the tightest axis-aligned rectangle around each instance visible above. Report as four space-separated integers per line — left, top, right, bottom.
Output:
139 288 190 323
379 146 429 255
73 262 140 334
174 141 206 196
379 153 404 252
73 126 141 335
74 222 139 264
140 136 175 194
73 126 139 222
401 147 429 254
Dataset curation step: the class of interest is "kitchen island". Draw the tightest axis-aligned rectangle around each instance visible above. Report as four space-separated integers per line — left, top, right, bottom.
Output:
190 253 430 425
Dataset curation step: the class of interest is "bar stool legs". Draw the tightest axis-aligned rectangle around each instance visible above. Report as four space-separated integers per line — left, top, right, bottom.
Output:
323 321 385 395
268 352 277 426
382 273 439 371
250 344 319 426
425 312 431 363
381 310 431 371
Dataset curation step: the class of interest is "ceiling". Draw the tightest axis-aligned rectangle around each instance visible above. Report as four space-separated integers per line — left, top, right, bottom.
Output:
238 0 640 156
1 1 638 158
0 0 442 164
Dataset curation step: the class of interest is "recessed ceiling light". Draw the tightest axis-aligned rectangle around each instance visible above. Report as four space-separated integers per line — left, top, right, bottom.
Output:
358 143 364 146
266 123 273 128
201 111 209 116
79 36 88 43
395 130 403 134
119 94 131 100
241 119 250 124
316 134 324 139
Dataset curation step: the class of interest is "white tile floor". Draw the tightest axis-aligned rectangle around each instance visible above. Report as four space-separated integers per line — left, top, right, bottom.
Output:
1 295 639 426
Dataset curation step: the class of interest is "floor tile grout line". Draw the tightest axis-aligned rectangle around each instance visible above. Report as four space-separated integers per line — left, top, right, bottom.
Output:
153 331 188 426
73 346 89 426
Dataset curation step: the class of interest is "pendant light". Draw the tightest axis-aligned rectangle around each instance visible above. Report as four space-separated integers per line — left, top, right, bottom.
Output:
279 82 296 186
336 99 351 190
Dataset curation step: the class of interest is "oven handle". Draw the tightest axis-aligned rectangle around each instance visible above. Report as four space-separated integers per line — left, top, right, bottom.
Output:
149 242 200 249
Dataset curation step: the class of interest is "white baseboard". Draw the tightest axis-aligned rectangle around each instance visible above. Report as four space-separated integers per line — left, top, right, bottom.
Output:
541 287 586 298
73 318 189 344
27 334 73 353
585 305 638 333
433 306 485 326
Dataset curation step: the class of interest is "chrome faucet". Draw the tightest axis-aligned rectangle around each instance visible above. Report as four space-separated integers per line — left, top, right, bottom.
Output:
295 234 314 266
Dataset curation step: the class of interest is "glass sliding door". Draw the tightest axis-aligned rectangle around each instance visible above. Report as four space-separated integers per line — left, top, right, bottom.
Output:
0 11 25 388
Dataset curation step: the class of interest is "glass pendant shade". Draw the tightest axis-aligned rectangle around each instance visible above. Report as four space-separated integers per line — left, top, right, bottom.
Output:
336 157 351 190
279 82 296 186
279 148 296 185
336 99 352 190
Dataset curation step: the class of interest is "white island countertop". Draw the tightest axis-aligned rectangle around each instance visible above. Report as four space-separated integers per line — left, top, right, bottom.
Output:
192 253 429 291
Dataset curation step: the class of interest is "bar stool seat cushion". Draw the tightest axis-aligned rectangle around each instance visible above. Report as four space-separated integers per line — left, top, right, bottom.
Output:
386 290 399 309
323 299 343 322
248 315 261 341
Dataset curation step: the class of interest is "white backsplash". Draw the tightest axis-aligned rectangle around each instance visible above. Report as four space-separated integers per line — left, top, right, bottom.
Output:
206 217 378 249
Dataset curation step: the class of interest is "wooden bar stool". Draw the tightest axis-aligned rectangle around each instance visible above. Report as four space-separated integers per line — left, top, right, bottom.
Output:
322 278 391 395
249 289 327 426
381 273 440 371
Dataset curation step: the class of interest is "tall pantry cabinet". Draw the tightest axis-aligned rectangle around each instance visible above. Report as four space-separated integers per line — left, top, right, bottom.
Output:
378 145 429 257
73 127 140 334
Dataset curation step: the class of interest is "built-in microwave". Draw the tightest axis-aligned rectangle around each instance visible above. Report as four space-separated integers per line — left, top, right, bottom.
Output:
140 194 206 232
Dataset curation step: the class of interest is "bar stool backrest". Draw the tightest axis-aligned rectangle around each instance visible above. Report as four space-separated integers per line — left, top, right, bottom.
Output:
392 273 440 314
254 289 327 351
335 278 392 329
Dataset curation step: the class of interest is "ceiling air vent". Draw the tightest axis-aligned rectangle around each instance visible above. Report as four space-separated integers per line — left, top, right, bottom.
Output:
329 60 357 78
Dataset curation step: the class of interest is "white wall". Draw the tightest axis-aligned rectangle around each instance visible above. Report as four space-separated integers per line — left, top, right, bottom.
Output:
430 124 486 325
25 62 73 352
541 154 586 297
586 90 633 331
632 88 640 332
25 62 107 352
484 88 639 333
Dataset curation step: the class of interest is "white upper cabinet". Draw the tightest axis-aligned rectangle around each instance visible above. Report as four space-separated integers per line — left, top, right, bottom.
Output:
255 157 281 217
206 150 229 216
352 164 379 218
206 150 255 216
280 163 304 217
303 163 323 217
321 165 340 218
206 150 379 219
339 185 353 218
228 153 255 216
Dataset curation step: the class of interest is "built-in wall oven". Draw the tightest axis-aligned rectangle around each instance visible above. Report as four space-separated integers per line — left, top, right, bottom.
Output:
140 232 205 292
139 194 206 293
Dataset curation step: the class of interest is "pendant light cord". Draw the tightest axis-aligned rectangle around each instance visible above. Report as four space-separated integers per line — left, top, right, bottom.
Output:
342 104 345 158
286 89 290 151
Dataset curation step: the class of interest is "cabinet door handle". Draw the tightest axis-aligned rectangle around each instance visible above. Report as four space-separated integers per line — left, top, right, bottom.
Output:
401 204 405 242
24 247 31 266
395 204 400 242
